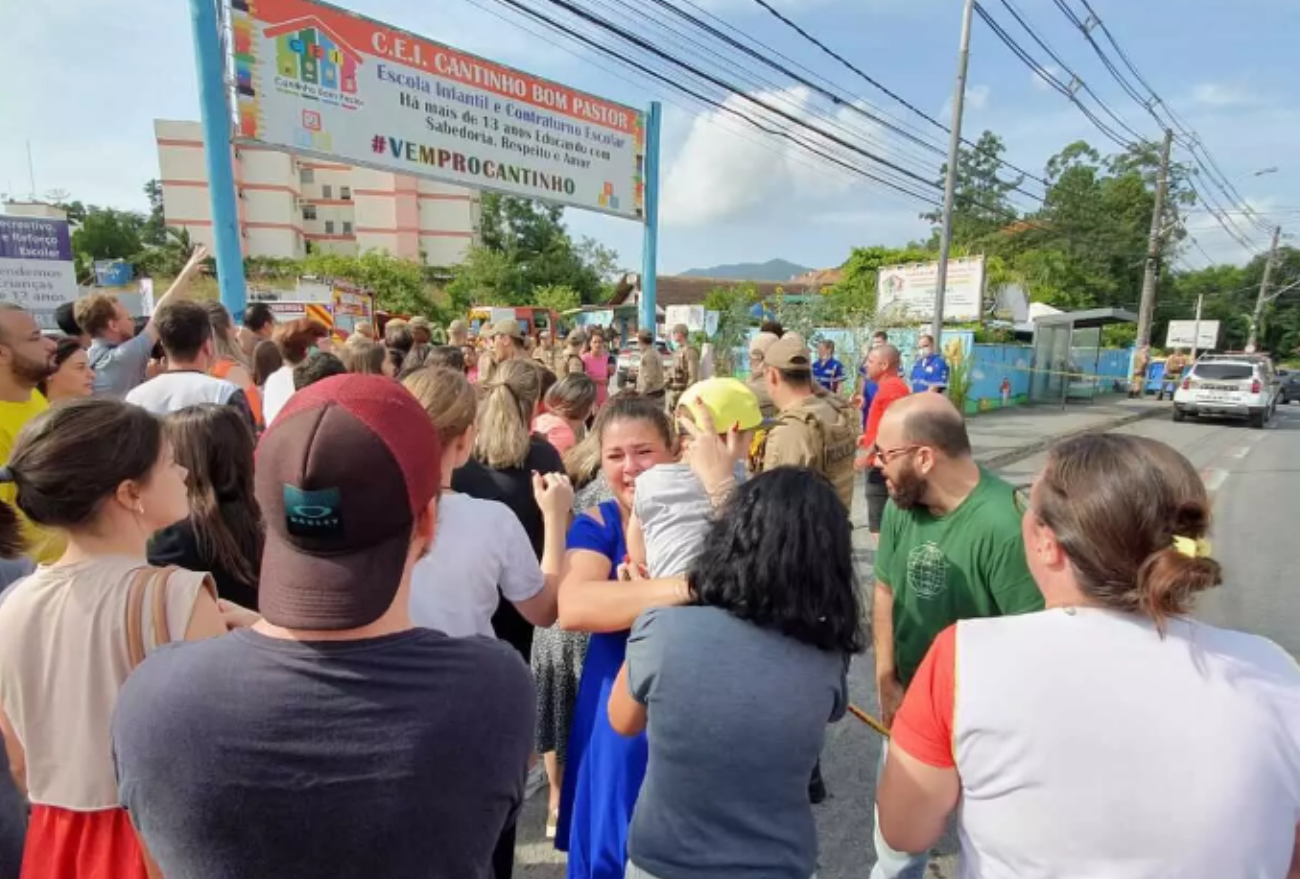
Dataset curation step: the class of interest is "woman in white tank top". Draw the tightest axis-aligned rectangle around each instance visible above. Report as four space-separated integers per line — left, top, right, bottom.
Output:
0 399 230 879
878 432 1300 878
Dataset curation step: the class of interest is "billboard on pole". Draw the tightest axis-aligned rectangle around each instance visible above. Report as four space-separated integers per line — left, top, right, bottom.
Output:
229 0 646 219
0 216 78 331
876 256 985 323
1165 320 1220 349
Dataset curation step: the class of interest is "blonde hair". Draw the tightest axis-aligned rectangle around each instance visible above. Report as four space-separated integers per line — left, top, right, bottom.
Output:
403 366 477 446
475 359 540 469
339 338 386 375
204 301 250 371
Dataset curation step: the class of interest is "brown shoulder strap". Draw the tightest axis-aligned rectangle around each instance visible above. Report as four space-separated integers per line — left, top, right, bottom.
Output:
125 567 153 669
148 566 180 649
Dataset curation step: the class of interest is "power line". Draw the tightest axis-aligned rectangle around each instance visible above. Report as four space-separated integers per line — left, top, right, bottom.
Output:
744 0 1052 190
996 0 1149 145
1058 0 1272 247
454 0 877 196
972 2 1134 150
487 0 946 205
503 0 962 197
585 0 953 183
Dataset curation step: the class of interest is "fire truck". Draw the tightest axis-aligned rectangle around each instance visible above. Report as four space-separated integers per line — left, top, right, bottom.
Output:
467 306 561 340
249 279 375 341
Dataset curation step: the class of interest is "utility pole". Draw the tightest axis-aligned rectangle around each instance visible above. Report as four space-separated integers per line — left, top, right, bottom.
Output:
930 0 975 344
1190 293 1204 360
1247 225 1281 352
1135 129 1174 352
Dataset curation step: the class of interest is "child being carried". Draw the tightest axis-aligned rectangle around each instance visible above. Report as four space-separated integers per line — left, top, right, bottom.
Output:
626 378 766 578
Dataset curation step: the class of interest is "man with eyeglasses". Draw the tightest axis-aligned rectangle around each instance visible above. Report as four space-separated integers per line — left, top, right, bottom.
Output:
867 391 1041 879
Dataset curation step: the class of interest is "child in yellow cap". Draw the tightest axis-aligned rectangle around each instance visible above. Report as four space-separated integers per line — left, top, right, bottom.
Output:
626 378 766 578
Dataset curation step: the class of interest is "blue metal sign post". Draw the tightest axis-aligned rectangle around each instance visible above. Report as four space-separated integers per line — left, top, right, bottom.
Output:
639 101 661 336
189 0 248 320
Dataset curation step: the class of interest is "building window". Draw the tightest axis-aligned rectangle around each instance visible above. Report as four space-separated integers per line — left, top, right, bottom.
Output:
342 221 353 235
302 205 317 221
341 186 352 200
325 220 335 234
300 167 314 184
322 184 332 199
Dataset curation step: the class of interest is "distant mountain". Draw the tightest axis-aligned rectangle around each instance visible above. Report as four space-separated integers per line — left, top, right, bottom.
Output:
679 258 813 282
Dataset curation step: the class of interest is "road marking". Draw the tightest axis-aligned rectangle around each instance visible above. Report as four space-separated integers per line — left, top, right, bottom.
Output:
1202 467 1229 497
1231 445 1253 459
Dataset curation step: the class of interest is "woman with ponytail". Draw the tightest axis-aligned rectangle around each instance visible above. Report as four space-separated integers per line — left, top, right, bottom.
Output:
0 398 230 879
452 357 564 661
877 432 1300 878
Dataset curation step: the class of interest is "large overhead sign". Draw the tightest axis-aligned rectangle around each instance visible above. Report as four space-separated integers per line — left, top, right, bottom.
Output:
876 256 986 323
229 0 646 219
0 216 78 331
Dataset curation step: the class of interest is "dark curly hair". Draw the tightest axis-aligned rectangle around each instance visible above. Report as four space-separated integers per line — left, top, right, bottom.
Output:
689 467 865 654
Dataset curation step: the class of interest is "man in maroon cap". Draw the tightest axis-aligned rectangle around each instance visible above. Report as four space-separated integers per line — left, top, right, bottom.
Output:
112 374 535 879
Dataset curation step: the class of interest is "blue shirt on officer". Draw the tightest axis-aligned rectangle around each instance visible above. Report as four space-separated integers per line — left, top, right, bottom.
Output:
910 352 949 393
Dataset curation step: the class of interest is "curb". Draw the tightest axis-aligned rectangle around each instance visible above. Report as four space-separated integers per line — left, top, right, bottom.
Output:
977 406 1168 470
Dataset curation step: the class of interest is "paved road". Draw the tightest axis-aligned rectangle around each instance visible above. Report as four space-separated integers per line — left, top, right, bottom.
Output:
517 403 1300 878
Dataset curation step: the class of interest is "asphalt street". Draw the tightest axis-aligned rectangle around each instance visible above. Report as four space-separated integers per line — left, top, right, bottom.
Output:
516 402 1300 878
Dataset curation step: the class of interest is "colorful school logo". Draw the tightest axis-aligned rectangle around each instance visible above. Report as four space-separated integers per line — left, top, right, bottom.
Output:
264 17 364 111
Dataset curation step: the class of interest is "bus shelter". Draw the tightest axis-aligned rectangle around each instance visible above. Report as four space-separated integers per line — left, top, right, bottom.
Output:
1030 307 1138 405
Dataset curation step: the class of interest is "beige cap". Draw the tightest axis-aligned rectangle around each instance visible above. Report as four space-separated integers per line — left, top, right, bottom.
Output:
749 331 780 356
672 323 689 337
492 319 524 341
566 330 586 347
448 319 468 333
409 315 431 330
765 335 811 372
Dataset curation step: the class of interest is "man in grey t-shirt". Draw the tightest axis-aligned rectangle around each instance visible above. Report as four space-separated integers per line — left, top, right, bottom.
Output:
76 246 208 399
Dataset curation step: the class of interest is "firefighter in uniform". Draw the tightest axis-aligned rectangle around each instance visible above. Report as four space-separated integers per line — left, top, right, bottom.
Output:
533 329 559 374
635 329 666 402
665 323 701 414
755 336 857 511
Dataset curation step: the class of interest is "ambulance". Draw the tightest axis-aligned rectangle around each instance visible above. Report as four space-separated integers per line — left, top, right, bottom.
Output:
250 279 375 342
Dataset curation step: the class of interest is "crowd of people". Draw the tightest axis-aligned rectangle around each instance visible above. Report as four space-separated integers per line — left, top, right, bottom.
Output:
0 248 1294 879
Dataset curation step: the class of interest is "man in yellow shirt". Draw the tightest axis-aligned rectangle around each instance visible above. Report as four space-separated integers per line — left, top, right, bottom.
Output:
0 304 59 562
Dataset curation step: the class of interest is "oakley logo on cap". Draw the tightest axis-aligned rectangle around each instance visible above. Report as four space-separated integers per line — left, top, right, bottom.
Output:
284 485 343 538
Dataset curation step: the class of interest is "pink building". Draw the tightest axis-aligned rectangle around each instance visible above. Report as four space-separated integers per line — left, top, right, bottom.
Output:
154 119 480 265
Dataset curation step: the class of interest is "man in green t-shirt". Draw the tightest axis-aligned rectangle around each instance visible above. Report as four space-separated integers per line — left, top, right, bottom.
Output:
867 391 1041 878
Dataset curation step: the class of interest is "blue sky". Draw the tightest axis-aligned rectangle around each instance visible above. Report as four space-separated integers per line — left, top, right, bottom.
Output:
3 0 1297 276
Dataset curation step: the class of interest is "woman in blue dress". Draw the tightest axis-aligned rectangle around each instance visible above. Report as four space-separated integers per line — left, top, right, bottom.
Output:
555 395 690 879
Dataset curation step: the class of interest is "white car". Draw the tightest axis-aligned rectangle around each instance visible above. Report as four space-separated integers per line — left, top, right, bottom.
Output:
1172 355 1278 428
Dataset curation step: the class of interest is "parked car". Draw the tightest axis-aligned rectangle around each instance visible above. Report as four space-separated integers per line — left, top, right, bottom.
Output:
614 341 672 392
1279 370 1300 404
1172 355 1279 428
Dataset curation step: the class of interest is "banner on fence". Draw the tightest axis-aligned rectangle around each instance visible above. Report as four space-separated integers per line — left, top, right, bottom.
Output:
876 256 985 322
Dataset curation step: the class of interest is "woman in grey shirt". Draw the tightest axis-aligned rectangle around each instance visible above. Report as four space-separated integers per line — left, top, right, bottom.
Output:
608 467 865 879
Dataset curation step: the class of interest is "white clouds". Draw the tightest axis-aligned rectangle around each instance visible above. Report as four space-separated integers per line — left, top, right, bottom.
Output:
1190 83 1259 108
1031 65 1061 92
661 86 884 227
966 84 991 111
939 84 991 118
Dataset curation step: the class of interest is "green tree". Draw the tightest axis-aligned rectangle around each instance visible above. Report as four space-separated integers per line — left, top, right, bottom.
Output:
470 193 617 305
132 227 197 278
703 282 760 376
532 284 581 314
141 180 168 247
71 207 146 281
923 131 1024 247
302 250 441 319
445 245 523 310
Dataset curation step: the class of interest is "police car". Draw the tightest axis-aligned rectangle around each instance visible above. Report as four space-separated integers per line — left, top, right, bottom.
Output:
1172 354 1279 428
